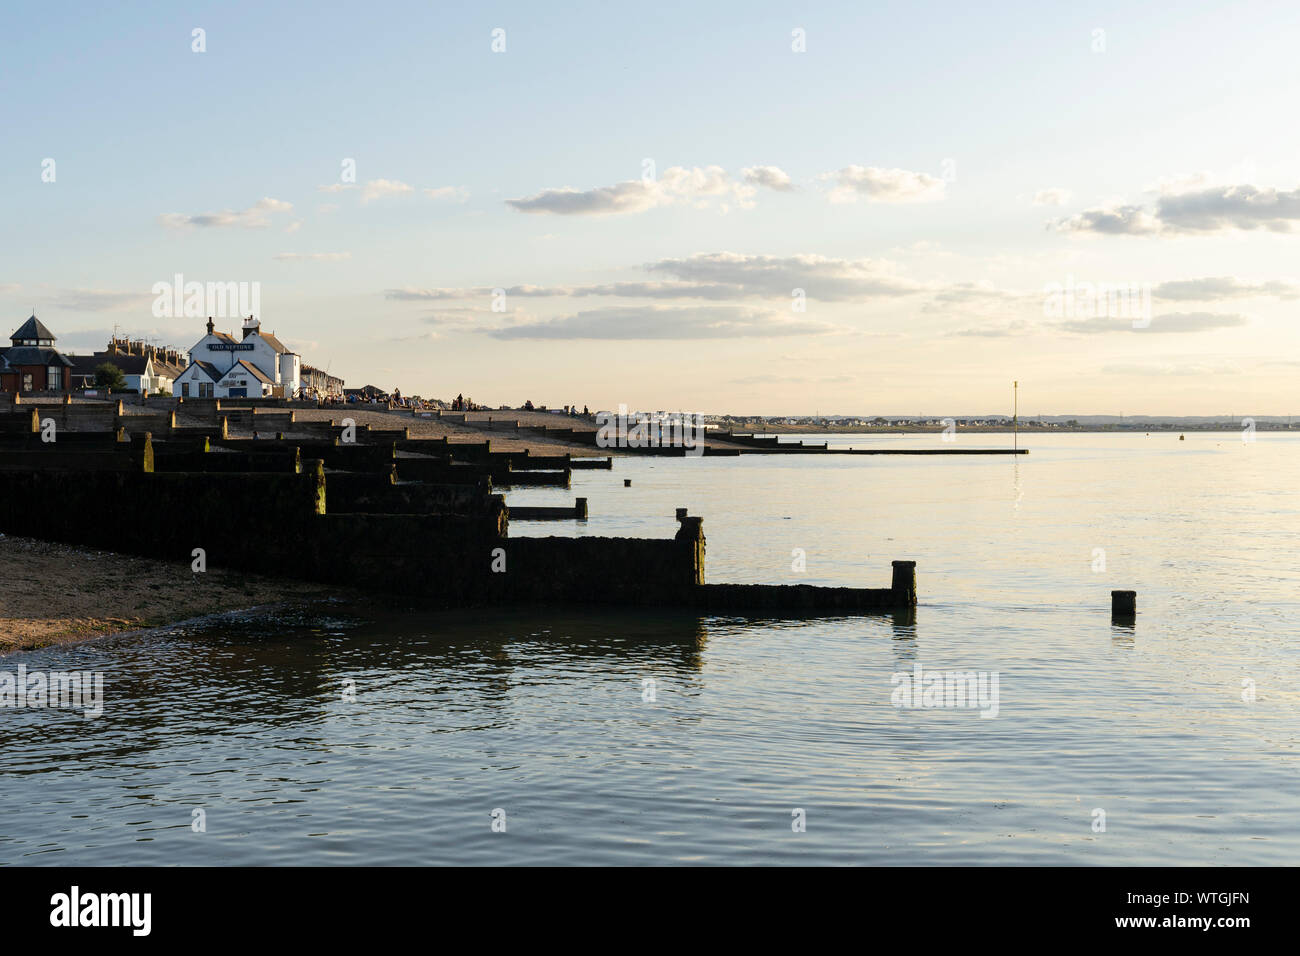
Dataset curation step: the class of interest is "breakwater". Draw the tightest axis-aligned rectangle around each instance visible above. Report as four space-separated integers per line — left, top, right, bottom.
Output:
0 400 917 614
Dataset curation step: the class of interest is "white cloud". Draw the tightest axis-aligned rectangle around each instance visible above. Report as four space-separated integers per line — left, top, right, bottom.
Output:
1061 312 1247 334
741 166 795 191
646 252 927 300
821 166 946 203
361 179 415 202
1052 204 1161 236
1153 277 1299 301
506 180 657 216
1155 183 1300 233
1033 188 1071 206
158 197 293 230
505 166 755 216
486 304 841 340
1055 180 1300 236
948 320 1033 337
41 289 153 311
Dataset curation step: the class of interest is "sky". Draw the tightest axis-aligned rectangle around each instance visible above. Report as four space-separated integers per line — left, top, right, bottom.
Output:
3 0 1299 416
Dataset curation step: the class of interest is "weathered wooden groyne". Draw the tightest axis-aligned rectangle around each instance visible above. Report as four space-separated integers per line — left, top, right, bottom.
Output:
0 405 918 615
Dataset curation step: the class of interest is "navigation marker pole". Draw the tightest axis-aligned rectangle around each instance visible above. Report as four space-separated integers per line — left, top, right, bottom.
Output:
1013 380 1018 452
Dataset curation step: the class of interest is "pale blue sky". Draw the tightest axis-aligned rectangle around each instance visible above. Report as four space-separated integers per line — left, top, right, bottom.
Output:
4 0 1299 414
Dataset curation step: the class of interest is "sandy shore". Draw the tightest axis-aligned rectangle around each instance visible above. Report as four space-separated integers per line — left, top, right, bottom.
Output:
0 534 347 655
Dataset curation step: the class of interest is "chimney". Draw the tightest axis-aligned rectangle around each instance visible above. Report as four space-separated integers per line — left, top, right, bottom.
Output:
242 315 259 340
206 317 215 336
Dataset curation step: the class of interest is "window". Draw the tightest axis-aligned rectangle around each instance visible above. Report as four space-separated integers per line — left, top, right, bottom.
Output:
181 383 190 397
48 367 61 390
199 382 214 398
22 373 33 391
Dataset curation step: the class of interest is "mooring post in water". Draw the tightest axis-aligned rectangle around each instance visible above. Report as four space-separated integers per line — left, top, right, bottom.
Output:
1112 590 1136 619
575 497 588 518
675 507 687 521
891 560 917 606
624 479 631 487
675 516 705 586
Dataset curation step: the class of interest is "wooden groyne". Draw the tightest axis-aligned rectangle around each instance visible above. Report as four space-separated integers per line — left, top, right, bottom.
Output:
509 498 589 520
0 404 919 615
696 561 916 612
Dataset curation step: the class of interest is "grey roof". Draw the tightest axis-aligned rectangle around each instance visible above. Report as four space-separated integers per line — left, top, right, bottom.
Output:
2 346 73 367
184 361 223 382
10 315 56 343
255 330 290 354
224 359 273 385
194 330 240 348
99 354 151 375
67 355 99 377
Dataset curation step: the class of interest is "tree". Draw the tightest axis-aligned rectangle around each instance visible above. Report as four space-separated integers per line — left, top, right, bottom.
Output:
94 362 127 390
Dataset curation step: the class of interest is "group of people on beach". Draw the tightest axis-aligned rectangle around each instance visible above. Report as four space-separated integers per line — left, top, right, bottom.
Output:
520 399 589 417
292 389 590 416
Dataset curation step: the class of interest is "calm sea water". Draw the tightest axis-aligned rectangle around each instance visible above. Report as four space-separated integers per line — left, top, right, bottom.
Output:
2 432 1297 865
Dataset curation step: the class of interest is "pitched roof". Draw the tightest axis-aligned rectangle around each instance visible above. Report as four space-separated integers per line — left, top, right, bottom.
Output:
67 355 100 377
179 360 223 382
255 330 290 354
220 359 273 385
10 315 56 343
93 353 151 375
193 330 240 348
153 359 187 379
3 346 73 367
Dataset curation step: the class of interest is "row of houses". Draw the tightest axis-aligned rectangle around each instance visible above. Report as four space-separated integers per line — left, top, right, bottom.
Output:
1 314 347 399
66 337 188 394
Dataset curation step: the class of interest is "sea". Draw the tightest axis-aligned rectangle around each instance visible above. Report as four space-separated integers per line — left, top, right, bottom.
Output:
2 431 1296 865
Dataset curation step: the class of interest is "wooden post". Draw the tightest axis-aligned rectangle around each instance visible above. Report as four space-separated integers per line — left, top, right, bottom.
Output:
1112 590 1136 619
675 507 688 521
575 497 588 519
891 560 917 606
674 516 705 586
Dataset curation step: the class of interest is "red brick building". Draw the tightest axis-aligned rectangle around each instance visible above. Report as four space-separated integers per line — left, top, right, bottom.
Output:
0 316 74 394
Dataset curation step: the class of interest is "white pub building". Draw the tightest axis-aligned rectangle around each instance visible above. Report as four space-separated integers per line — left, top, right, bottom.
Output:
174 316 301 399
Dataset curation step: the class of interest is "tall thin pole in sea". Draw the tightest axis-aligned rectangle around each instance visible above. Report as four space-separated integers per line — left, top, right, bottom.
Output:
1013 380 1018 452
